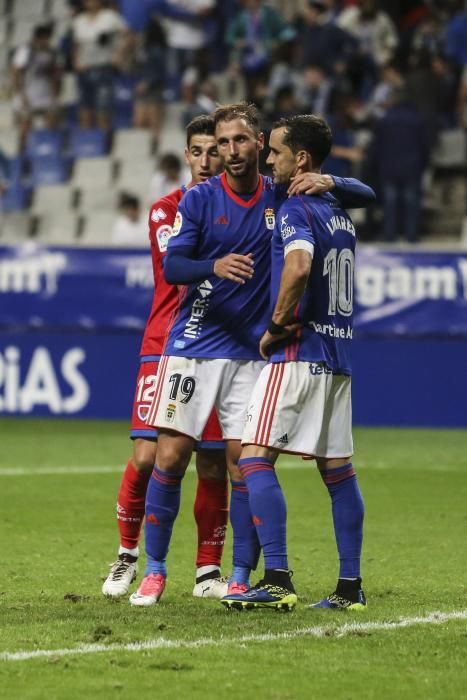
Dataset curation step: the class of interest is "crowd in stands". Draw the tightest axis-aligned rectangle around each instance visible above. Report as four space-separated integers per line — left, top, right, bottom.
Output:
0 0 465 245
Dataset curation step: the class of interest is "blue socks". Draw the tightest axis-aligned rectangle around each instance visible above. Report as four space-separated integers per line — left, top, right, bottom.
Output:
144 465 183 578
230 480 260 584
238 457 288 571
320 463 364 579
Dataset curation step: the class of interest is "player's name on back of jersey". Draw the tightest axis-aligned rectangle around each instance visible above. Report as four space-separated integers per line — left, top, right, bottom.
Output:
309 321 353 339
326 215 356 237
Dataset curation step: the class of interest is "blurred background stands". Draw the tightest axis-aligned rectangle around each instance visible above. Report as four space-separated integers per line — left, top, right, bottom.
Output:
0 0 465 247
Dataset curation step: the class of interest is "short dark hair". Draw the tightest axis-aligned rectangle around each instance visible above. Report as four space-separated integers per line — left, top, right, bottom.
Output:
159 152 181 171
119 192 139 209
213 102 261 135
186 115 215 147
272 114 332 167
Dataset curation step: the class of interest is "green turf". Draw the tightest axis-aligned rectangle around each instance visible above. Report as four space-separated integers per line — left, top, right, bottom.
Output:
0 419 466 699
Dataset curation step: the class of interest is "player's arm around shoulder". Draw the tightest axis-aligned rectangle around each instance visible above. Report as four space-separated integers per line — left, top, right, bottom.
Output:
287 172 376 208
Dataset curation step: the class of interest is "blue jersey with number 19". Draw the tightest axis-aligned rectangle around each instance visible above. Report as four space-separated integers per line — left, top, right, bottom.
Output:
270 193 356 374
165 172 284 360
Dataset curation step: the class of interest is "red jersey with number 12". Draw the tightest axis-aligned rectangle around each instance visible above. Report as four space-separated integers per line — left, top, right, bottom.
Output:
139 187 186 357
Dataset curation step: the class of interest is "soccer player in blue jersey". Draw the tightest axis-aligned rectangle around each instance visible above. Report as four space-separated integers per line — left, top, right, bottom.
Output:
130 103 374 606
221 114 366 612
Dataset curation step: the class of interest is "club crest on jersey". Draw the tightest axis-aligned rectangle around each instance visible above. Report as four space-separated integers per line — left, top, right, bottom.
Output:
166 403 176 423
151 207 167 223
156 224 173 252
264 208 275 230
172 211 183 237
137 404 151 421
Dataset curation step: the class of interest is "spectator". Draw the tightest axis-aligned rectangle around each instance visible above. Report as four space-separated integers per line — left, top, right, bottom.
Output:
445 1 467 70
338 0 399 98
298 0 357 77
154 0 216 98
226 0 291 102
72 0 130 129
111 192 148 246
147 152 189 202
410 11 445 59
369 87 430 242
302 64 335 115
11 24 62 148
457 65 467 128
324 92 364 178
180 67 218 127
366 61 405 119
132 16 167 146
405 48 458 145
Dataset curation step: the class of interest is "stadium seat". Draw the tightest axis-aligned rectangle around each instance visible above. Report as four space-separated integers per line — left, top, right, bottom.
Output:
31 155 70 186
71 157 114 189
50 0 70 19
9 19 37 48
157 125 186 156
78 211 115 246
31 184 73 216
0 212 32 242
113 128 153 161
68 128 109 158
0 18 6 45
77 187 117 212
26 129 65 158
0 102 15 130
35 211 81 245
10 0 48 19
0 182 31 211
117 160 154 206
432 129 467 170
0 127 20 158
112 75 136 129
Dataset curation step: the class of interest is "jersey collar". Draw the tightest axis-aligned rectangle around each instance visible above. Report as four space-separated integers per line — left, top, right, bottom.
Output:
220 172 264 208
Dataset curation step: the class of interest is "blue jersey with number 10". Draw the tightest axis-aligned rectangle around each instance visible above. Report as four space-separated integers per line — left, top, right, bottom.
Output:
165 173 284 360
270 193 356 374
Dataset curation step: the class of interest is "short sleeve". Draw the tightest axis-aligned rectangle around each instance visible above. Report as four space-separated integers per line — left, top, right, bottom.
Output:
148 199 177 255
278 197 315 258
12 46 29 69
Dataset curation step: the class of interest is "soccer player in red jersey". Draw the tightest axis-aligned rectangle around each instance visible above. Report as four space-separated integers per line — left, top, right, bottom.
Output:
102 116 229 600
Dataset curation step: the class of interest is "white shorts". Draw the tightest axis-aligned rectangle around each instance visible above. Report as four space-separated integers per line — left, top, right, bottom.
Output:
146 356 265 441
242 361 353 458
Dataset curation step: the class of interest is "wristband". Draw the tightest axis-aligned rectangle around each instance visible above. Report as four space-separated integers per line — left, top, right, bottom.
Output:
268 320 285 335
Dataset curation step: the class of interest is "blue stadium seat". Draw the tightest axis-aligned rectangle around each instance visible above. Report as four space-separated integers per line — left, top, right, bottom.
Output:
0 182 32 211
68 127 109 158
30 155 70 186
113 74 136 128
25 129 65 158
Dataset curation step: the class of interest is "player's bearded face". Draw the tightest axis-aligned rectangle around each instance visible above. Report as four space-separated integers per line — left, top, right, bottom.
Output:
267 128 298 185
216 119 262 179
185 134 222 182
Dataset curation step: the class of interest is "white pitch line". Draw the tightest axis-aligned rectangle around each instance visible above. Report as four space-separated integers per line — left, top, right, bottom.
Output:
1 610 466 663
0 460 463 476
0 465 124 476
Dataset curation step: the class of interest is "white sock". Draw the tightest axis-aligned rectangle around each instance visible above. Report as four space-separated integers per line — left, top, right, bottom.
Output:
196 564 220 580
119 546 139 558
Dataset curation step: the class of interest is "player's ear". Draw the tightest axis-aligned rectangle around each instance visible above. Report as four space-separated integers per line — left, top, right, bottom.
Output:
184 148 190 166
258 132 265 151
296 150 308 169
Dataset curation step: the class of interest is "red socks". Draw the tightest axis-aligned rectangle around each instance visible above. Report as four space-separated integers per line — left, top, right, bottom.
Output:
116 461 229 567
193 478 229 568
116 459 152 551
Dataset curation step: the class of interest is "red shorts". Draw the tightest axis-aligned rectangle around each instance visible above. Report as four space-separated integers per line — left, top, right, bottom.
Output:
130 358 224 448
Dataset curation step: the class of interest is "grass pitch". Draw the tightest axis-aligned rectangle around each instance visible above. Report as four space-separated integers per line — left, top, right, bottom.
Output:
0 419 466 700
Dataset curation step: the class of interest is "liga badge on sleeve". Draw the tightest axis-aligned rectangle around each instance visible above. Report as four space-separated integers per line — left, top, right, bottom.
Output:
264 208 275 230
